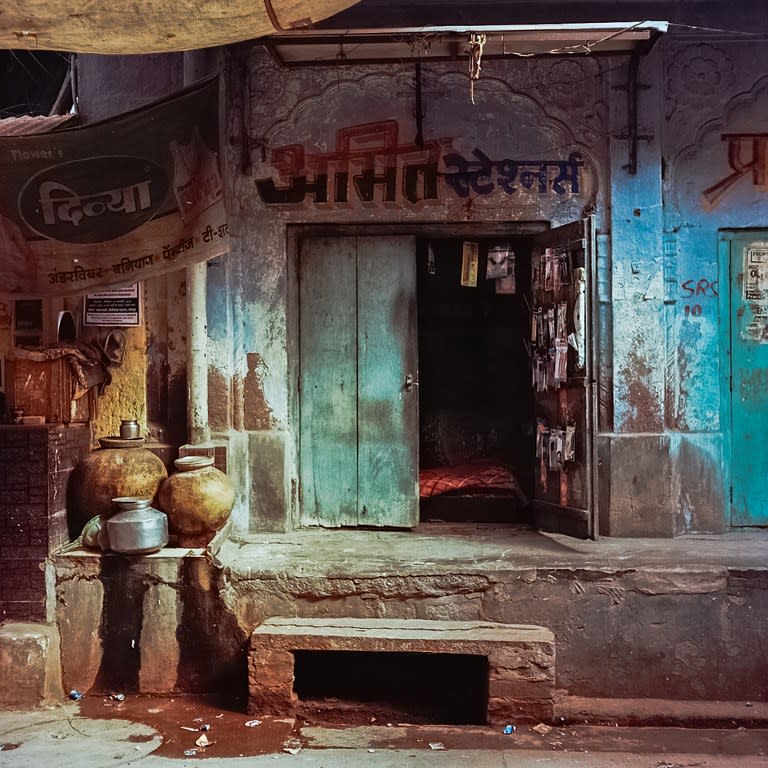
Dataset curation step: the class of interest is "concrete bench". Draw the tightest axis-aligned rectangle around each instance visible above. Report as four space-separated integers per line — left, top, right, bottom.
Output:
248 617 555 724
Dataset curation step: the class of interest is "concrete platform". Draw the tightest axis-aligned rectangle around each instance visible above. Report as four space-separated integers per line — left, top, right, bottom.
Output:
219 524 768 705
50 524 768 716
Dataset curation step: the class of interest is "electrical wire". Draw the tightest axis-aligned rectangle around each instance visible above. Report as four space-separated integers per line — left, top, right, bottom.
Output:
667 22 766 37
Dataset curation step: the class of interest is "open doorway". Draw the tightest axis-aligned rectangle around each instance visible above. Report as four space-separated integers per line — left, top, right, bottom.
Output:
417 236 535 522
416 224 593 535
417 236 534 524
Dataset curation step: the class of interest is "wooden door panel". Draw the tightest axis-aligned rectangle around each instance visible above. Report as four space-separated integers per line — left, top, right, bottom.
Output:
299 235 418 529
530 218 595 538
357 236 419 528
299 236 358 527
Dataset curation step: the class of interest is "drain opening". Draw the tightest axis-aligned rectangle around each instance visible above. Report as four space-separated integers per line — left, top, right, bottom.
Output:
292 650 488 725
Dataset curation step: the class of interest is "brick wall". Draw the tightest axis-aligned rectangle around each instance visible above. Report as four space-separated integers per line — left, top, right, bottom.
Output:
0 425 91 622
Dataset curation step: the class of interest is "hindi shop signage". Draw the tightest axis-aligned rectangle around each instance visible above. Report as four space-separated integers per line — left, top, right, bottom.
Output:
254 119 587 210
0 77 228 297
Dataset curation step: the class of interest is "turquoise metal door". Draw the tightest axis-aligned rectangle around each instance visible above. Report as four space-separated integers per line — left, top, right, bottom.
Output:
726 231 768 526
299 235 418 528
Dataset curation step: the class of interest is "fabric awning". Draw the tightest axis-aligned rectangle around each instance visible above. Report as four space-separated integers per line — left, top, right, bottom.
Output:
0 0 361 54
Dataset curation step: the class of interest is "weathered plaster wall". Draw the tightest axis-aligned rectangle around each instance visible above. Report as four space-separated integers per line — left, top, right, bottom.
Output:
73 53 244 505
76 54 184 123
86 325 147 440
56 553 247 695
144 270 187 444
660 37 767 533
229 46 611 532
663 40 766 432
609 53 665 435
599 49 677 537
596 37 767 535
68 36 768 537
73 55 187 442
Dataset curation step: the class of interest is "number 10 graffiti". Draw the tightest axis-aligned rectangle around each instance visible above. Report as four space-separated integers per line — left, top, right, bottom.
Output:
680 277 718 318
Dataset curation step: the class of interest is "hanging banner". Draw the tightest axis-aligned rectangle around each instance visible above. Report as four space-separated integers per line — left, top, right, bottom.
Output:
0 76 227 297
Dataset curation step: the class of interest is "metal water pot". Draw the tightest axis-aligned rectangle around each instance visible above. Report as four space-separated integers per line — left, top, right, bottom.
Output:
106 497 168 554
119 419 140 439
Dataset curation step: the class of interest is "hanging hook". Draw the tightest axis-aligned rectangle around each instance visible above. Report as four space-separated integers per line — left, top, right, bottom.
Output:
467 32 487 104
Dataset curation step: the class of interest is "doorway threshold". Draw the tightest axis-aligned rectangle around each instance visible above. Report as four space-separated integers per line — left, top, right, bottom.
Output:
219 523 768 576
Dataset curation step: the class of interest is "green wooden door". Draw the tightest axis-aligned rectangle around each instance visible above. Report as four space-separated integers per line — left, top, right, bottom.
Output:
725 231 768 526
299 235 418 528
299 236 358 526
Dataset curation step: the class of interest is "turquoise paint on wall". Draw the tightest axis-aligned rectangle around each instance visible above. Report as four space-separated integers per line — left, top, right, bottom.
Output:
608 53 666 434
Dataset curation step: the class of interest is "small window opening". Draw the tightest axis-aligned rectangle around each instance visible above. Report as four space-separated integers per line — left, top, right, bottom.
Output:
292 650 488 725
14 299 43 347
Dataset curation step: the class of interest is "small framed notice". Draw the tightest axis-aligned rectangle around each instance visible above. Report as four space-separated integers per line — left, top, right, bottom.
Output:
84 284 141 326
460 241 479 287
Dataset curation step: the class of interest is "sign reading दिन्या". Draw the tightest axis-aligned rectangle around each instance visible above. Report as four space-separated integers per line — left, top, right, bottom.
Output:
0 76 228 298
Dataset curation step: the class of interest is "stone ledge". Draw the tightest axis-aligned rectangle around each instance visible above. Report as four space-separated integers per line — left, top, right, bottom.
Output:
248 618 555 724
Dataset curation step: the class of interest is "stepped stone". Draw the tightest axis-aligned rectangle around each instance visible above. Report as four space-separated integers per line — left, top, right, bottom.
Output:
0 623 63 709
248 617 555 723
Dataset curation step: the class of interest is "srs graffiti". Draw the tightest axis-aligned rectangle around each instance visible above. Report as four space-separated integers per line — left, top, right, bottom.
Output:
680 277 718 317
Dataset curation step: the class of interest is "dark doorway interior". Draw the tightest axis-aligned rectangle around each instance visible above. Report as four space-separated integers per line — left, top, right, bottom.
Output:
293 650 489 724
417 236 535 523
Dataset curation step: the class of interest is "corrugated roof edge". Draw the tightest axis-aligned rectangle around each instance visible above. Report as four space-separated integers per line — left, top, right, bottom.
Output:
0 113 78 136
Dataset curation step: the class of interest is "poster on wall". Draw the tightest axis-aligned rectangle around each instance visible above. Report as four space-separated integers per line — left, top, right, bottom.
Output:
742 243 768 343
84 283 141 326
0 76 228 298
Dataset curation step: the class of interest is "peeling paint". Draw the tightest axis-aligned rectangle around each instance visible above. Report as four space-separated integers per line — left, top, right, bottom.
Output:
617 348 663 432
88 326 148 440
208 366 230 430
243 352 274 430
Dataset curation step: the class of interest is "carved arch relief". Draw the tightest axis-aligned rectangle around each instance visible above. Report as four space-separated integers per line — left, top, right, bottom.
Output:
247 64 600 221
669 74 768 217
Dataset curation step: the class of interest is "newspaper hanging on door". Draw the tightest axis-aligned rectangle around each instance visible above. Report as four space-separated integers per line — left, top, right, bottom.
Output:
0 76 227 297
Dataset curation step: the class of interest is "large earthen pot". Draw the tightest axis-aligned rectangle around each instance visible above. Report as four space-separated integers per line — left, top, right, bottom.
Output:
157 455 234 547
68 437 168 536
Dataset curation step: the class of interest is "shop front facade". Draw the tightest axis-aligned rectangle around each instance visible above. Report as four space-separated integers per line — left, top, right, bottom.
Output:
3 18 768 709
212 30 768 540
2 25 767 587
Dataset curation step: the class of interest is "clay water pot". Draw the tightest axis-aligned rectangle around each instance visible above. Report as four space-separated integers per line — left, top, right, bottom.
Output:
68 437 168 536
157 456 234 547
